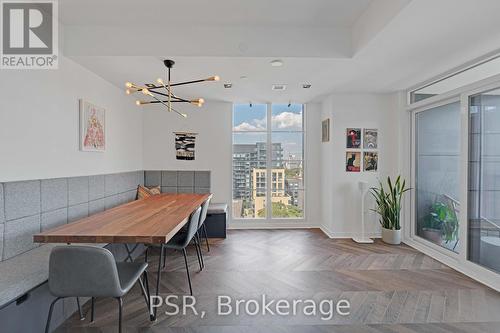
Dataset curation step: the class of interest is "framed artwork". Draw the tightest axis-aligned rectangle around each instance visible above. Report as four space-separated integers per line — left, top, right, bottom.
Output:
346 128 361 148
363 128 378 149
322 118 330 142
346 151 361 172
80 99 105 152
175 132 197 160
364 152 378 172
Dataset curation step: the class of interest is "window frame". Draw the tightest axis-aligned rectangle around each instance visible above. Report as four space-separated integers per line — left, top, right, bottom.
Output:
405 74 500 291
231 103 306 224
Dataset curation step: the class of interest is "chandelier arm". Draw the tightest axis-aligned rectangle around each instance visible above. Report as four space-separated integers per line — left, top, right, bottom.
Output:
142 100 191 104
170 79 207 87
148 90 186 101
147 94 186 118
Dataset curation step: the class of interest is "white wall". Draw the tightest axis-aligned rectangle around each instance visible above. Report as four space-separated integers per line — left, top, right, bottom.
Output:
0 55 143 182
319 93 400 237
142 101 322 227
142 102 232 205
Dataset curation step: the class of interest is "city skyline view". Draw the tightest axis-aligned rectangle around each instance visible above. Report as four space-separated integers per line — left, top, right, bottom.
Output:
232 104 304 219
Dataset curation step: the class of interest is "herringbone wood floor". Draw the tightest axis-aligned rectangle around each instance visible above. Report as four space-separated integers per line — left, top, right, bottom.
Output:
57 229 500 332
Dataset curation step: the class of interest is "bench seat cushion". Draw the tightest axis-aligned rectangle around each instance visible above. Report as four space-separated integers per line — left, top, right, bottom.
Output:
0 243 108 308
0 244 56 308
208 203 227 215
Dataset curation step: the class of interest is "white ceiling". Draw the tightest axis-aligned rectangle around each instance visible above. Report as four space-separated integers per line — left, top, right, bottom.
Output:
60 0 371 28
62 0 500 103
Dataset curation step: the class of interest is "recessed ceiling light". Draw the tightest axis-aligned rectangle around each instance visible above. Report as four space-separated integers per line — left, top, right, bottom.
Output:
272 84 287 91
302 84 311 89
224 83 232 88
270 59 284 67
240 75 248 80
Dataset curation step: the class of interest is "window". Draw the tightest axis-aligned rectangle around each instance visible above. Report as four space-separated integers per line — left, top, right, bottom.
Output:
468 89 500 273
232 104 304 220
414 102 460 253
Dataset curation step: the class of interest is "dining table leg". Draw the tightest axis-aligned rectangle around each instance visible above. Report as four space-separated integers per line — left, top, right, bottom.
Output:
123 243 139 262
151 243 164 321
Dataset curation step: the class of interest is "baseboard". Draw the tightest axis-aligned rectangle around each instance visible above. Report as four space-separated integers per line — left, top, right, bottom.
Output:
319 224 381 239
228 223 319 230
404 238 500 292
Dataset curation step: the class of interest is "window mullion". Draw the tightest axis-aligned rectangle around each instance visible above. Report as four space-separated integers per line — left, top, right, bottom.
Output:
266 103 272 220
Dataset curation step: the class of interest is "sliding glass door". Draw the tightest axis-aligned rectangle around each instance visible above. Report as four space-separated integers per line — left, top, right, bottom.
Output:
414 102 461 252
232 103 305 221
468 89 500 273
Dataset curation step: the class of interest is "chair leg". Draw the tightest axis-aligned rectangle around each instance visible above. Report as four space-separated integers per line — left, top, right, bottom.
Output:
144 246 149 263
193 233 203 271
138 271 151 315
76 297 85 320
182 248 193 295
91 297 95 323
143 271 152 316
196 235 205 269
45 297 62 333
116 297 123 333
202 224 210 252
162 246 167 269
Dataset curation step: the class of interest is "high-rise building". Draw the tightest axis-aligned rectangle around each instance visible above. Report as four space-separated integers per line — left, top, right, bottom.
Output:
232 142 284 217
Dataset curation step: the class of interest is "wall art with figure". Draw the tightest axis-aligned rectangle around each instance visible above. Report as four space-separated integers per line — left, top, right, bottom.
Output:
346 151 361 172
80 99 105 152
346 128 361 148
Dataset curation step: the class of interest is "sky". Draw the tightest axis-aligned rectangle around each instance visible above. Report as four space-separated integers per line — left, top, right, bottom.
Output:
233 104 303 158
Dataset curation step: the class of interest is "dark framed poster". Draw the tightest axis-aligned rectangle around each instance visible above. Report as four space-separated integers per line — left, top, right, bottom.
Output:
346 128 361 148
174 132 197 160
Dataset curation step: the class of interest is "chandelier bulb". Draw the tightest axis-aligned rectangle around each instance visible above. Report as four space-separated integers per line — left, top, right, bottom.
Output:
125 82 133 88
142 88 153 96
207 75 220 82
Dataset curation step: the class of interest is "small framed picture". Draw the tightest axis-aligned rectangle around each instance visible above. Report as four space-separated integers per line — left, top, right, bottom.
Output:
322 119 330 142
363 128 378 149
364 152 378 172
346 128 361 148
80 99 105 152
346 151 361 172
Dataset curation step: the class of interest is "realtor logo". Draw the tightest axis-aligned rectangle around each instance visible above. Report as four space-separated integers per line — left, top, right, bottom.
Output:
1 0 58 69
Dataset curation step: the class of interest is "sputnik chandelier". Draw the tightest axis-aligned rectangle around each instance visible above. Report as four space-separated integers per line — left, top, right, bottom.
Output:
125 59 219 118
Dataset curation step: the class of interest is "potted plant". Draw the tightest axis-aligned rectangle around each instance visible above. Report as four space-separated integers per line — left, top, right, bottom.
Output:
421 207 443 244
370 176 410 245
421 201 459 245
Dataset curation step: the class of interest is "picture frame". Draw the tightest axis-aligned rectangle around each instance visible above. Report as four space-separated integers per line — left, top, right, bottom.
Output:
322 118 330 142
79 99 106 152
363 152 378 172
363 128 378 149
346 151 361 172
346 128 361 148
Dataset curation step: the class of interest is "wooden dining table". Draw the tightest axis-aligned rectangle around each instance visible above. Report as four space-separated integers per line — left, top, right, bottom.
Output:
34 193 211 320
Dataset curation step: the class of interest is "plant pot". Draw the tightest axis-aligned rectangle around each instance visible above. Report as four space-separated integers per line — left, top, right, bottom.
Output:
421 228 442 244
382 227 401 245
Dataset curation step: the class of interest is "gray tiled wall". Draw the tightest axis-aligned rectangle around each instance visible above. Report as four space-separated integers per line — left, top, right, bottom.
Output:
0 170 210 263
144 170 211 195
0 171 144 261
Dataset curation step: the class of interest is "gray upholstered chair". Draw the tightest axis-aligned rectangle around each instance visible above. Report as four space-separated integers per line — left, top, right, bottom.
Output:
45 245 150 333
162 206 202 295
198 194 213 252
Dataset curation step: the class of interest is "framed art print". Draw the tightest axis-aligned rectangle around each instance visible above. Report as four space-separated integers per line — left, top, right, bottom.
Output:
346 151 361 172
80 99 106 152
363 152 378 172
346 128 361 148
322 118 330 142
363 128 378 149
